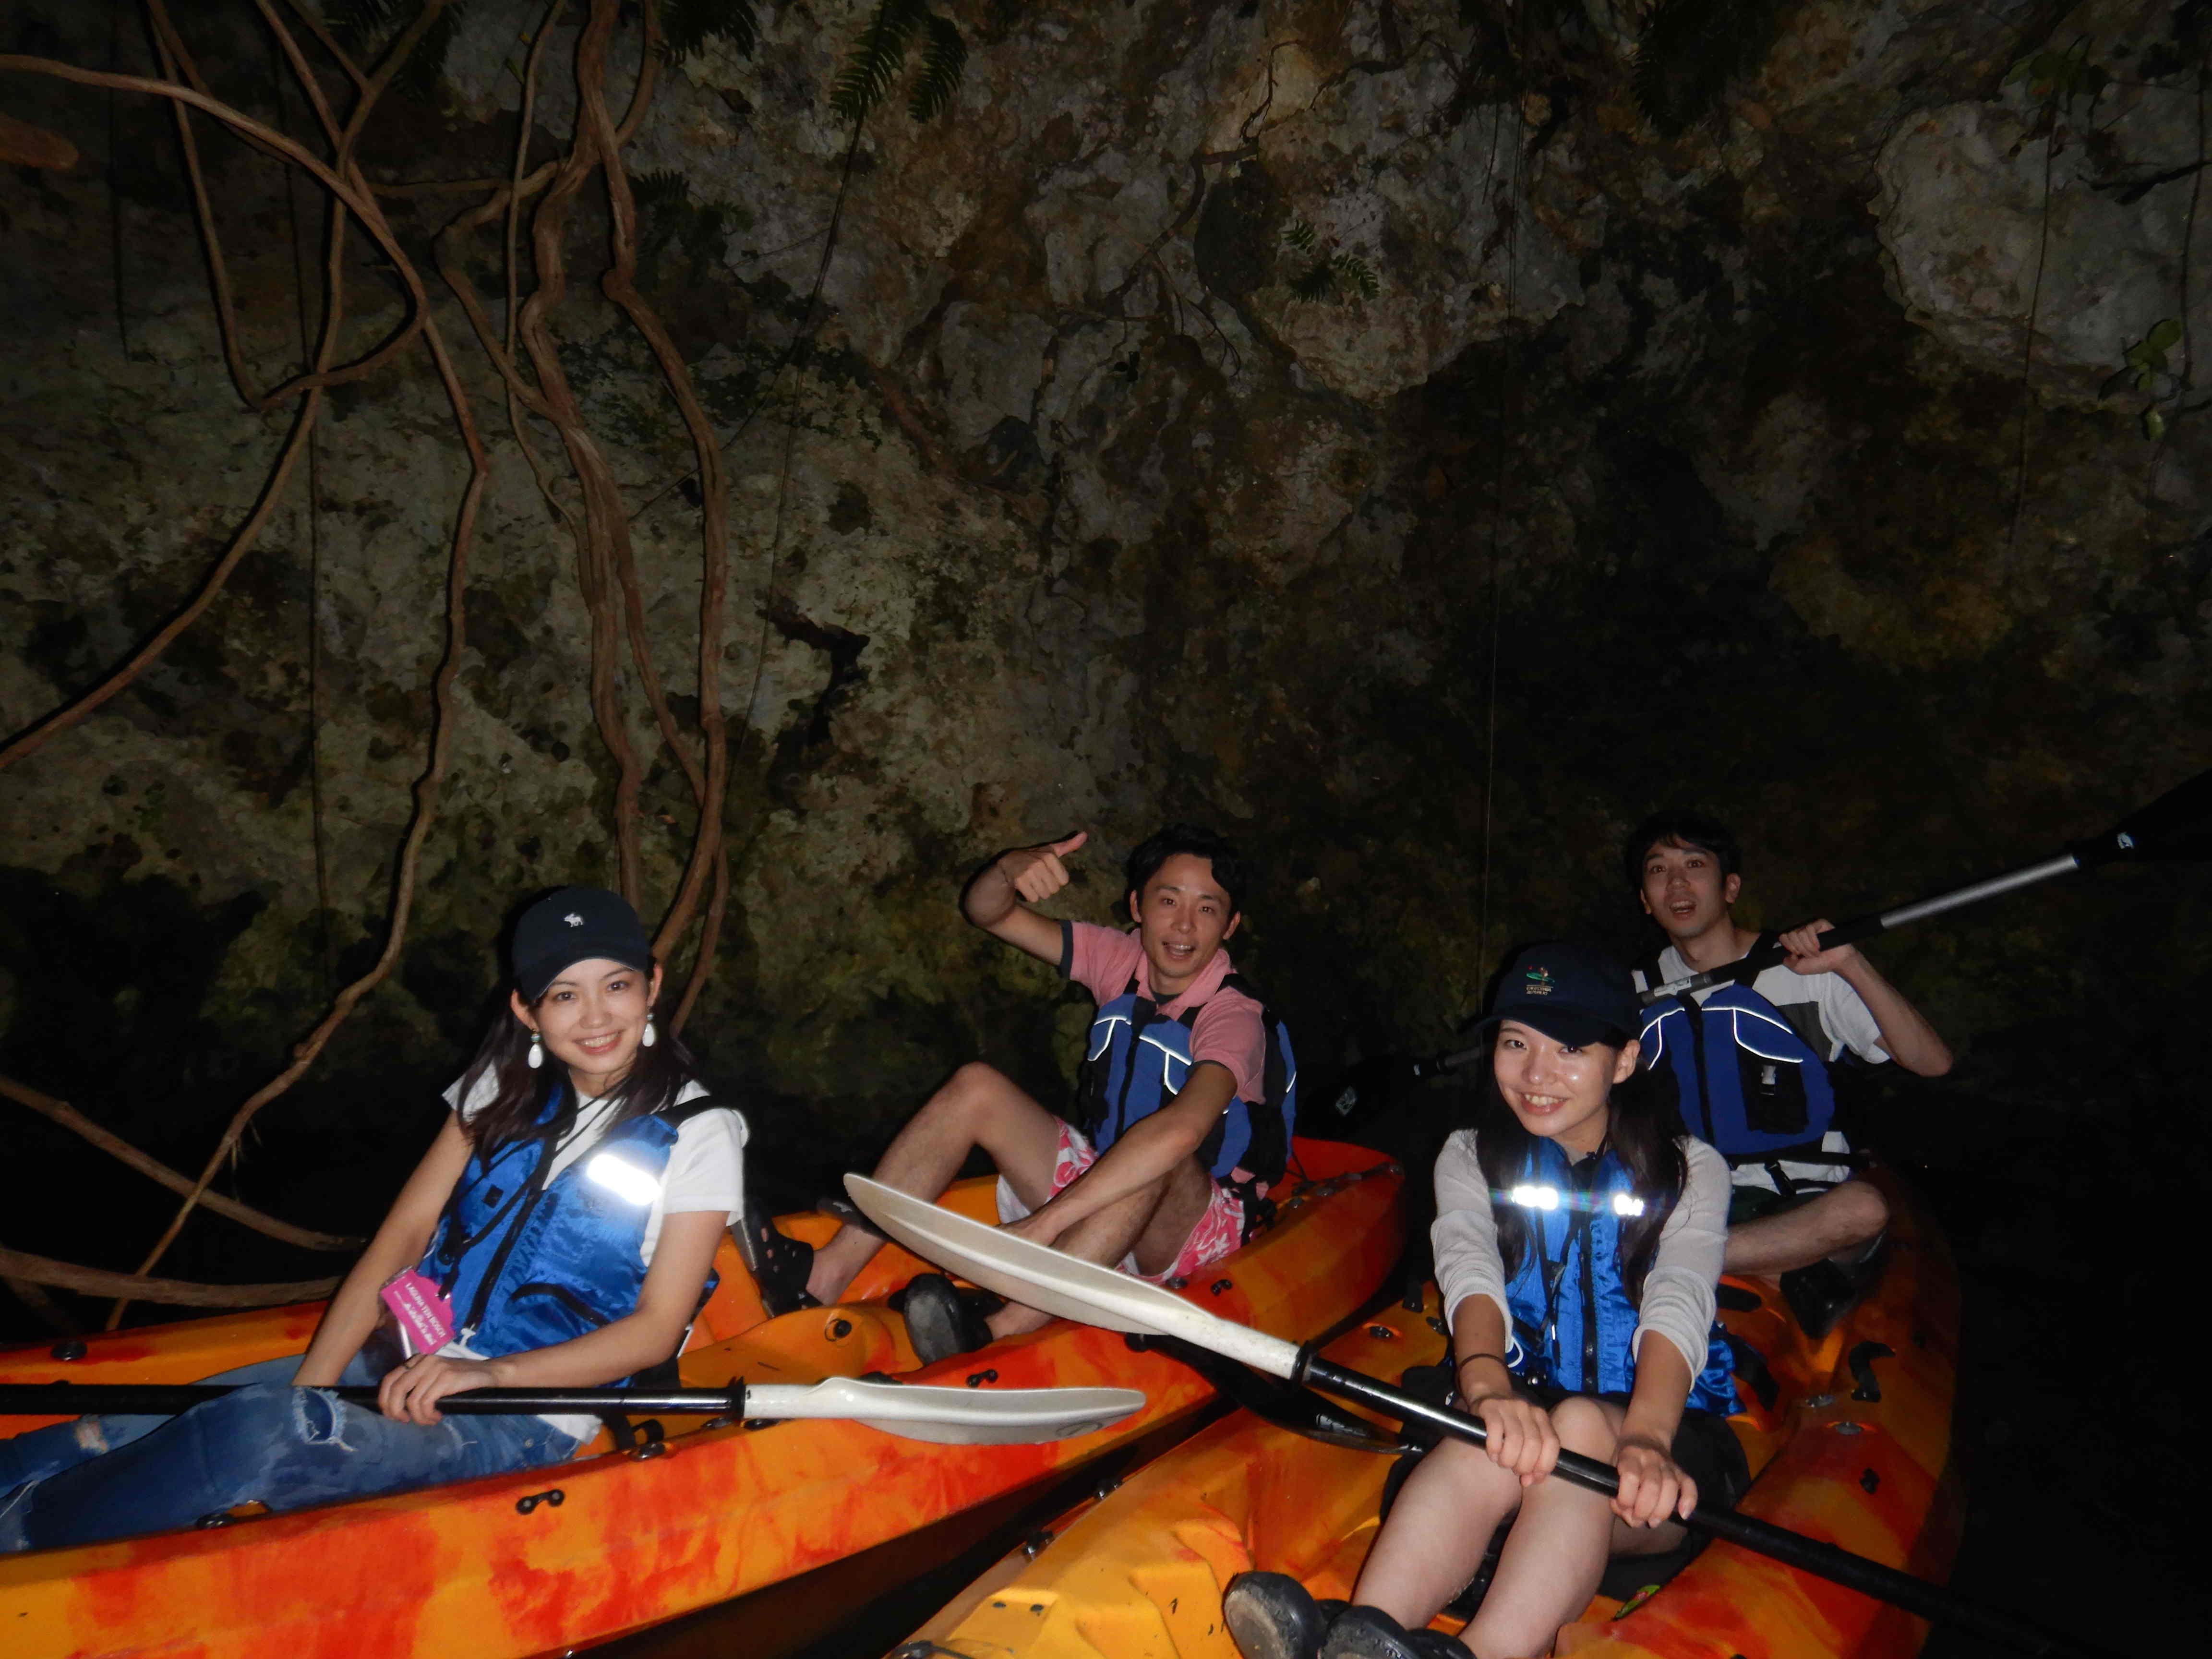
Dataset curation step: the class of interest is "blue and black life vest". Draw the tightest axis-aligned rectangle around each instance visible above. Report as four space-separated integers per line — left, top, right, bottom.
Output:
1635 940 1849 1189
421 1083 724 1380
1498 1138 1737 1414
1072 963 1297 1207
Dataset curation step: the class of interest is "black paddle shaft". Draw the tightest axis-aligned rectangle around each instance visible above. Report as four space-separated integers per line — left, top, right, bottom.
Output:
0 1383 748 1417
1299 1358 2113 1659
1636 765 2212 1007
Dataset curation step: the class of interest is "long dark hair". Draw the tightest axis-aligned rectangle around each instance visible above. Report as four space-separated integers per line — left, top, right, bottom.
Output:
455 970 700 1153
1472 1052 1688 1304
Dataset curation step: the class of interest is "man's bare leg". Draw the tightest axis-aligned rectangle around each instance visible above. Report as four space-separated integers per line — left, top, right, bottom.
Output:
1723 1178 1888 1276
983 1154 1217 1340
805 1062 1065 1305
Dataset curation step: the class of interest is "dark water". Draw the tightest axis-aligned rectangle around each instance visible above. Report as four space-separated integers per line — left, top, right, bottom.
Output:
1860 1094 2187 1656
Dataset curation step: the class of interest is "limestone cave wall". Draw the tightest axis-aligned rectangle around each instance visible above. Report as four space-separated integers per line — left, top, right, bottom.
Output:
2 0 2207 1297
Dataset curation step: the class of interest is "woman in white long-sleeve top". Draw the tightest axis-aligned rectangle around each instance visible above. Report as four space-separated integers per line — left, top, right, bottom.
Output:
1226 941 1738 1659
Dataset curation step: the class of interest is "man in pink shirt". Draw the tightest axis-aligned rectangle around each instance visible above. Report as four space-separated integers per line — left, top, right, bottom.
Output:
804 824 1294 1363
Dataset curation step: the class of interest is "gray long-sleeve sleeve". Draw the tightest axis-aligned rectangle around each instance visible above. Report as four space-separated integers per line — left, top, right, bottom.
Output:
1428 1130 1731 1383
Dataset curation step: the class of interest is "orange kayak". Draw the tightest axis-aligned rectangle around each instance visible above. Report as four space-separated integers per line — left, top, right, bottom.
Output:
900 1166 1961 1659
0 1139 1405 1659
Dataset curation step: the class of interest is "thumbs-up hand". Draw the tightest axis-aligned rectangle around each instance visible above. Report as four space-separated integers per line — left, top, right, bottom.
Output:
998 830 1087 904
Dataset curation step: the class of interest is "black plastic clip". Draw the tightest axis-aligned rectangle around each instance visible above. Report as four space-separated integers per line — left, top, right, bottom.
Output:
1210 1278 1234 1295
626 1419 669 1459
515 1488 565 1515
965 1368 1000 1387
1847 1341 1895 1403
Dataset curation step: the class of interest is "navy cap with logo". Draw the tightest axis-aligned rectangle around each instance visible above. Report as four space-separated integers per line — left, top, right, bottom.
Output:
1479 940 1637 1049
512 886 654 1002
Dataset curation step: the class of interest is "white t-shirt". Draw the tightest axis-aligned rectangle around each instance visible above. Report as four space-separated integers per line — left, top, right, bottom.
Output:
435 1072 747 1443
1636 944 1886 1193
1430 1129 1731 1388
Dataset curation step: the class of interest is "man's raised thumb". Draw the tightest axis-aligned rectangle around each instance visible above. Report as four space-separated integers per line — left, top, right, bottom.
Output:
1050 830 1088 855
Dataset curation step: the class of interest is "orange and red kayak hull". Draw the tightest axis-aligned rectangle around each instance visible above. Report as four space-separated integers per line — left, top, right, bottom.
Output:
0 1140 1405 1658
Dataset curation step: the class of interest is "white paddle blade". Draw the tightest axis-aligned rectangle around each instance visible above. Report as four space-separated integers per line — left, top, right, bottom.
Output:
743 1377 1144 1444
842 1174 1303 1381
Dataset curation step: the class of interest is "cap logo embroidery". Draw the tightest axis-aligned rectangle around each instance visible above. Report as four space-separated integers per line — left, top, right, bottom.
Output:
564 913 585 927
1524 967 1555 996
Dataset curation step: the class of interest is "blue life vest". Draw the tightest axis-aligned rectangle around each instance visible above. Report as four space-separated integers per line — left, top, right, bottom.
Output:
1498 1139 1737 1415
1636 942 1840 1174
1075 972 1297 1195
421 1084 723 1379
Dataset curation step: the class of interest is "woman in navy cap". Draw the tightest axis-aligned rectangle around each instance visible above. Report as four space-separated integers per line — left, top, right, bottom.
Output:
0 888 744 1552
1226 941 1738 1659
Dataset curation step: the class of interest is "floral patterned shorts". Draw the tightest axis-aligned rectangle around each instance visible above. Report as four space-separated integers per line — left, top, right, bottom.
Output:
995 1121 1248 1282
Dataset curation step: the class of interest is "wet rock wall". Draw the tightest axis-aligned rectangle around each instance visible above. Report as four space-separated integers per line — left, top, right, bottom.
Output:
1 0 2207 1295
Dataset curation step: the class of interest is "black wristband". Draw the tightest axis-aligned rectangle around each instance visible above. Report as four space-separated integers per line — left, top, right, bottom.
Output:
1455 1351 1508 1373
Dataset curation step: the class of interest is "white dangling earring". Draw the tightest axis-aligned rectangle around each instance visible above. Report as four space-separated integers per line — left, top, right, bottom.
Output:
641 1017 657 1049
527 1031 544 1069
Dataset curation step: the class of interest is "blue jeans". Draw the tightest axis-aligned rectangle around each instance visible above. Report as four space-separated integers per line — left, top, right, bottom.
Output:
0 1353 577 1552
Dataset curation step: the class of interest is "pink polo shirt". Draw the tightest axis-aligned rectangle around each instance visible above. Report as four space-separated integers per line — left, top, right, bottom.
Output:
1062 921 1267 1104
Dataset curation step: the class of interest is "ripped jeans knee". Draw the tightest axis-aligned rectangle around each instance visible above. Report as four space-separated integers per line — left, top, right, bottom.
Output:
7 1356 574 1554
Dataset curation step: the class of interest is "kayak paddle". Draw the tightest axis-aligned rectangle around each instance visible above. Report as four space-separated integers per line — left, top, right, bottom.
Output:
844 1175 2109 1659
0 1375 1144 1446
1640 765 2212 1004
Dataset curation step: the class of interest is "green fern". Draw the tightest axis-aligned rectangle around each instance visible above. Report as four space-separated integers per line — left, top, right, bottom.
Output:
1280 218 1378 304
633 168 690 216
1632 0 1780 138
2005 40 2108 110
1330 252 1379 301
830 0 930 122
325 0 460 102
663 0 758 62
908 13 968 121
1289 259 1337 302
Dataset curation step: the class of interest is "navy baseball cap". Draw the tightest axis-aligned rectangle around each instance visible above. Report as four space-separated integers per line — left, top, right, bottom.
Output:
512 887 654 1001
1479 941 1636 1049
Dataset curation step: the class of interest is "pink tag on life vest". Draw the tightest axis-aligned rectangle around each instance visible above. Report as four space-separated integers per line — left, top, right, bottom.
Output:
379 1269 456 1357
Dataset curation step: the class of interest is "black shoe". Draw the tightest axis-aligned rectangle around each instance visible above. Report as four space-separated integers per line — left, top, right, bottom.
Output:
732 1204 819 1318
1320 1606 1469 1659
1779 1258 1860 1341
1223 1572 1330 1659
897 1273 995 1366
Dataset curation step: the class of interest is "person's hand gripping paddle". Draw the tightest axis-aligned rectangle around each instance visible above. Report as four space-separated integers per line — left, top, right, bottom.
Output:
1641 765 2212 1003
842 1175 2113 1658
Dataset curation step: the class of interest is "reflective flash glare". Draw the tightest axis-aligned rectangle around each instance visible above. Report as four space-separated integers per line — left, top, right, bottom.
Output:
586 1152 661 1206
1510 1184 1561 1210
1612 1192 1646 1217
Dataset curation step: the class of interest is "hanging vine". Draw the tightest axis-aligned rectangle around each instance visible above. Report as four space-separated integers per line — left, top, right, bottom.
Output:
0 0 990 1321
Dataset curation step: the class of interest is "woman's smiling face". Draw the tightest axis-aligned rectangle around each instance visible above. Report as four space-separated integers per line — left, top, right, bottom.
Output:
1491 1020 1639 1155
511 957 661 1094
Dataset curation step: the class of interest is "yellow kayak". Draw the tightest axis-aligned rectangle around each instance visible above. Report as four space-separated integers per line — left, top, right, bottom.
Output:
899 1168 1960 1659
